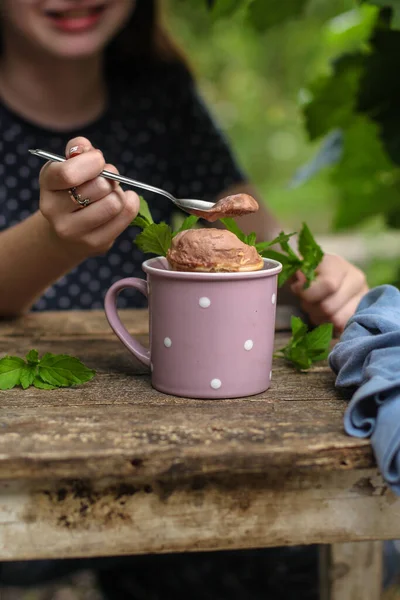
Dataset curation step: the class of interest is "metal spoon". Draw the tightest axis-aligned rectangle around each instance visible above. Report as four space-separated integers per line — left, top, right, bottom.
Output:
28 149 216 215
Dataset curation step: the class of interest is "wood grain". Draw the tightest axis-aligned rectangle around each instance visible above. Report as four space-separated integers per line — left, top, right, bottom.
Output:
0 317 372 482
319 541 383 600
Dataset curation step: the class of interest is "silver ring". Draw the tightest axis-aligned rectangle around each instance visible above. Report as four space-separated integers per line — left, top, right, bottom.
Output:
69 187 90 208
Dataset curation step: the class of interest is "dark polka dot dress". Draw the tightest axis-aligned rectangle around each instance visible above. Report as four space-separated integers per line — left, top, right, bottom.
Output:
0 63 245 310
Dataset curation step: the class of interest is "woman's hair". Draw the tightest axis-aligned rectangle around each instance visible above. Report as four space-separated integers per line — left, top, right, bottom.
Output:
106 0 189 72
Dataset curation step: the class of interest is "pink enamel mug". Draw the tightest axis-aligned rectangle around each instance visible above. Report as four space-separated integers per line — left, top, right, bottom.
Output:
104 257 282 399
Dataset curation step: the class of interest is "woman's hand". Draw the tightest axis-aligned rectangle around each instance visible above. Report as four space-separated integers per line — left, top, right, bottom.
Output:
290 254 369 333
39 136 139 257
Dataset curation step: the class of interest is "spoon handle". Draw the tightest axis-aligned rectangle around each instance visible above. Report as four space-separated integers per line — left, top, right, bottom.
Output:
28 149 178 204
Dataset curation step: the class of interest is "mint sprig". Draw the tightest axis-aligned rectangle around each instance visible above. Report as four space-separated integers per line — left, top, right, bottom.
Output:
0 350 95 390
274 316 333 371
131 197 199 256
130 199 323 288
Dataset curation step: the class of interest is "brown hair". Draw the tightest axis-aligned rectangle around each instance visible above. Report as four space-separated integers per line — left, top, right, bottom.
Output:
106 0 190 71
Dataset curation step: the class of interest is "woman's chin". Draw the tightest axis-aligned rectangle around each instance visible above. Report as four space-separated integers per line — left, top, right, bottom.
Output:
36 35 107 60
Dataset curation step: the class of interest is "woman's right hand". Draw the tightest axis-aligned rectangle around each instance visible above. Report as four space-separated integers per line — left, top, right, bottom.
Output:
39 136 139 257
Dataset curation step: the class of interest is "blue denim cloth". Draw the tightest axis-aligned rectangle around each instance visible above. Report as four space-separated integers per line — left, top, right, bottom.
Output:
329 285 400 493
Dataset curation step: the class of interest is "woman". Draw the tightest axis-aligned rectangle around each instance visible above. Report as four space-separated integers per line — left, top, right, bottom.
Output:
0 1 367 597
0 0 367 325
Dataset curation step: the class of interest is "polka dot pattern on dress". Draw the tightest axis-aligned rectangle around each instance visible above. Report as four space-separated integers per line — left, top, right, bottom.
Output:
0 63 244 311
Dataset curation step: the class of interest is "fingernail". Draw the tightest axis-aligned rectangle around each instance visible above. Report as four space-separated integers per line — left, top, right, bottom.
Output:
69 145 82 158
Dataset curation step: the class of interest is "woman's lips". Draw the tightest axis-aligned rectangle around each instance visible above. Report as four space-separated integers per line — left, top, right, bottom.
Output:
45 6 106 33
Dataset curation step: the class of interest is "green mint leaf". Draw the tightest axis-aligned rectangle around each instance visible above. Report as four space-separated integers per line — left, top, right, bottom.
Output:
284 345 313 371
246 232 257 247
138 196 154 224
0 356 27 390
298 223 324 289
135 222 173 256
174 215 199 235
220 217 247 243
304 323 334 354
20 365 37 390
259 249 300 287
33 377 57 390
130 215 152 230
130 197 154 229
26 349 39 365
276 318 333 371
219 216 323 290
278 232 300 262
290 315 308 343
38 353 95 388
255 231 296 253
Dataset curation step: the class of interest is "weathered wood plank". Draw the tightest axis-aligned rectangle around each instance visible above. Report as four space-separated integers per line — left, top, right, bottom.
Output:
0 470 394 561
319 541 383 600
0 309 149 338
0 330 369 481
0 397 372 481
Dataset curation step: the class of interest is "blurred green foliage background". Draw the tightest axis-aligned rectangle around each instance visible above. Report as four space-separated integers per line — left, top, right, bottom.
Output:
167 0 354 233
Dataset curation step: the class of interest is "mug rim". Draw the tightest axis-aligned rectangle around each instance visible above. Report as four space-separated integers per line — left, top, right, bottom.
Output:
142 256 282 280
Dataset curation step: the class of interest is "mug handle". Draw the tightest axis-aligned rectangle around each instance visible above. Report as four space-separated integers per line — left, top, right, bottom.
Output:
104 278 151 367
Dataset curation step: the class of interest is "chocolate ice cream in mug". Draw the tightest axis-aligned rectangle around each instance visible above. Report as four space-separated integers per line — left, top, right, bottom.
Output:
104 194 282 398
105 257 282 399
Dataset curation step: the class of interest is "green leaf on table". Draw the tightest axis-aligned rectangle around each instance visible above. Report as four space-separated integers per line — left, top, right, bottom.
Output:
135 222 173 256
20 365 37 389
248 0 308 31
33 377 57 390
0 356 27 390
174 215 199 235
291 315 309 341
26 349 39 365
38 353 95 388
275 318 333 371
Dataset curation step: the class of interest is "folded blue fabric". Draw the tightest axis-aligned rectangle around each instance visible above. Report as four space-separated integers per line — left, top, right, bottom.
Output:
329 285 400 493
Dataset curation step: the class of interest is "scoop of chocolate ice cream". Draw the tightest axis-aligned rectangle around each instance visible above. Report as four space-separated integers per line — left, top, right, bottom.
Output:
167 228 264 272
191 193 259 222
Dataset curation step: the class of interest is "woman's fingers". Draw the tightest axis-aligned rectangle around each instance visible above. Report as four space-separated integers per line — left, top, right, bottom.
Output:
291 253 368 332
290 255 347 303
53 189 126 240
71 164 120 209
40 147 105 191
303 269 367 321
82 191 140 254
39 136 140 257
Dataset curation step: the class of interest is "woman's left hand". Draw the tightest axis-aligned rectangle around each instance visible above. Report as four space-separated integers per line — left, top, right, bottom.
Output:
290 253 369 334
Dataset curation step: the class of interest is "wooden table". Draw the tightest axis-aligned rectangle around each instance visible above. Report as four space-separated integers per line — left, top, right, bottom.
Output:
0 308 395 599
